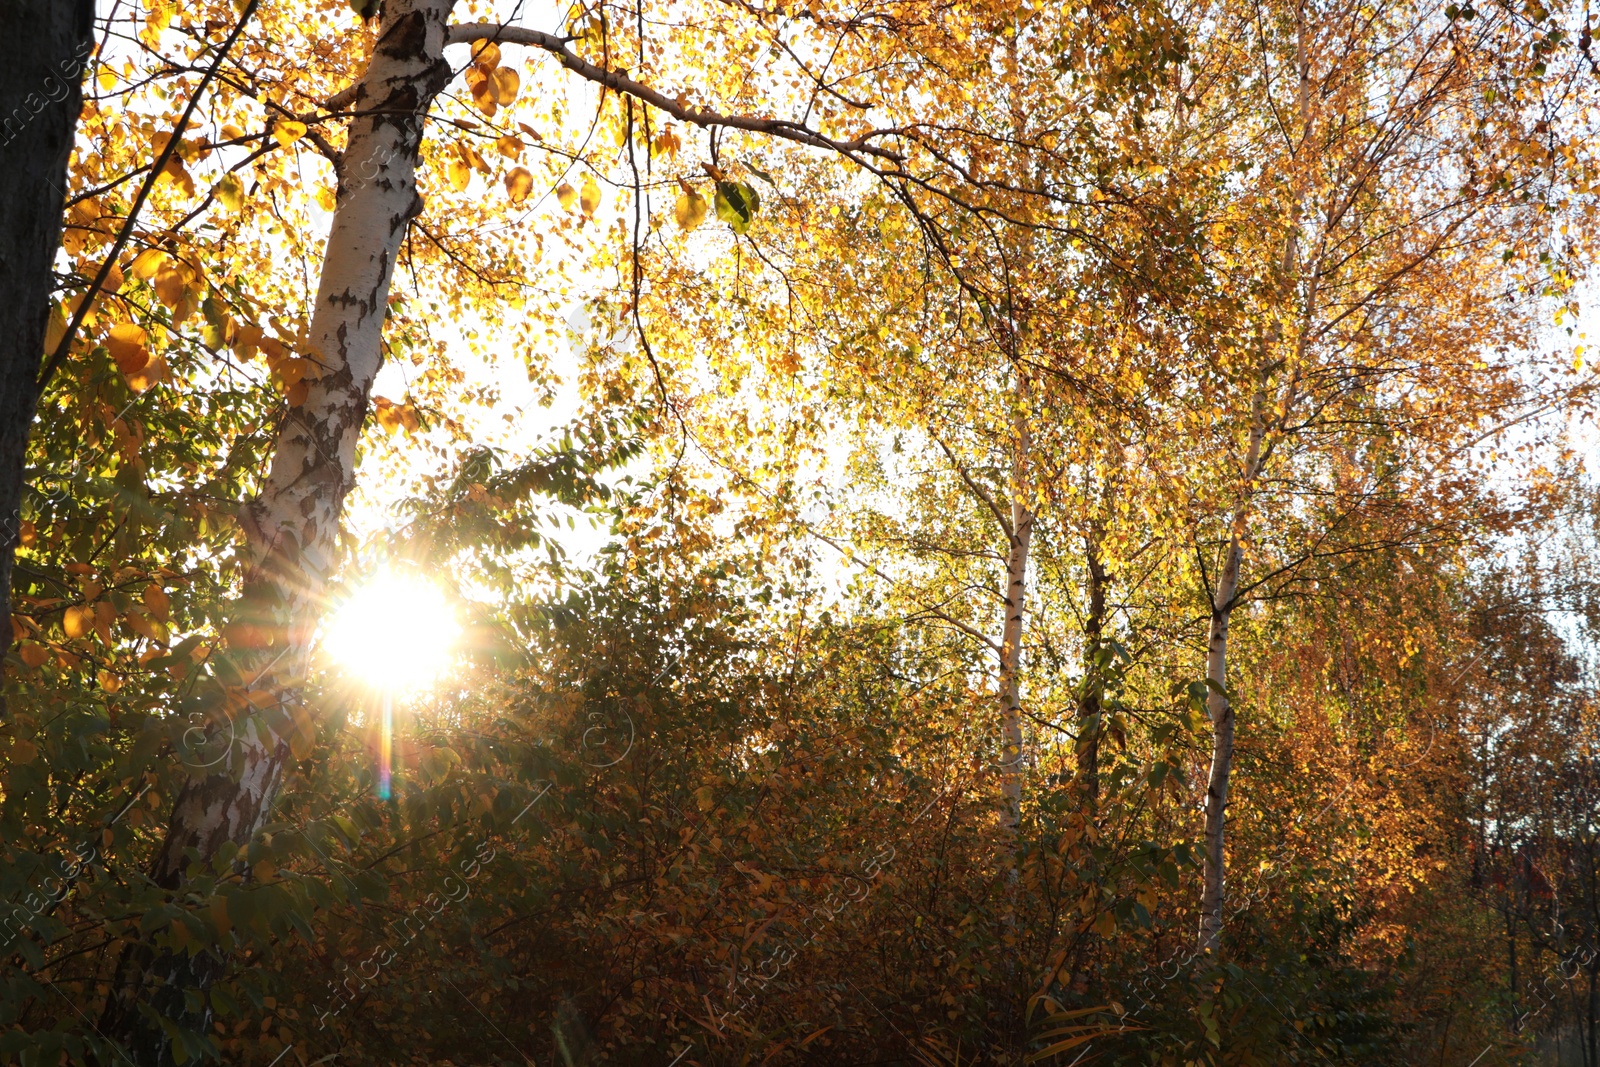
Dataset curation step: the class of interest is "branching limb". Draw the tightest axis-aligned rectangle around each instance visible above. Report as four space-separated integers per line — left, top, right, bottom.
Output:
445 22 906 163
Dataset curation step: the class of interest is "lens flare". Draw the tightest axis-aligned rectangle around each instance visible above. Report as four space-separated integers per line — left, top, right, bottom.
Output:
323 572 461 692
323 572 461 799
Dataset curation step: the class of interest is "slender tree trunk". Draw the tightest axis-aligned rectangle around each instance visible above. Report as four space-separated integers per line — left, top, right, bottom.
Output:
1077 533 1107 804
1195 2 1311 958
998 377 1034 841
1197 382 1266 957
1505 899 1521 1033
0 1 94 683
99 2 458 1059
995 371 1034 1051
1589 960 1597 1067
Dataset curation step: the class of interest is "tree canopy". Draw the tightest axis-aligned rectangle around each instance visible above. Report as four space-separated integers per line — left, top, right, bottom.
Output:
5 0 1600 1064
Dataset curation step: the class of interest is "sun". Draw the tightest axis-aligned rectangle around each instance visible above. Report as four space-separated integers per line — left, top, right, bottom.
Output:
322 571 462 691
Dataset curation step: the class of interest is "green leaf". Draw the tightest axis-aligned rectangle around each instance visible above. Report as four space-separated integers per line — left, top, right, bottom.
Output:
714 180 760 234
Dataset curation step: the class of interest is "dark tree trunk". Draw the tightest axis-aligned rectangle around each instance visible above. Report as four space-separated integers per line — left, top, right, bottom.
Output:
1077 534 1108 803
1588 960 1598 1067
0 1 94 685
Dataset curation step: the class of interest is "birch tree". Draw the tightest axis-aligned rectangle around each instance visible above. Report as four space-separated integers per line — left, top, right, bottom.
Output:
1165 0 1597 955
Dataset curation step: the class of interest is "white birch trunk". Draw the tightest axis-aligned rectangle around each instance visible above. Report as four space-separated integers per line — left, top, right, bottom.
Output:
1197 345 1275 958
998 376 1034 840
103 1 458 1056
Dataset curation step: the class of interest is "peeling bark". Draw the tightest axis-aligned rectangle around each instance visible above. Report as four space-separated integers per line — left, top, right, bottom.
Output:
100 1 459 1059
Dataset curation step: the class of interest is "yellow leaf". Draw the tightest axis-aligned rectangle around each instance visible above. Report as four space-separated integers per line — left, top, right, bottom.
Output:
470 41 501 71
129 249 169 280
18 643 49 669
504 167 533 205
462 142 489 175
220 123 246 141
580 173 601 215
654 127 682 158
272 119 307 148
496 135 524 160
97 65 116 92
674 189 707 229
63 605 91 639
555 182 577 211
161 156 196 197
447 157 472 192
232 323 263 360
215 173 244 212
491 67 520 106
315 185 337 211
144 1 174 39
97 669 121 694
106 323 150 374
153 265 185 309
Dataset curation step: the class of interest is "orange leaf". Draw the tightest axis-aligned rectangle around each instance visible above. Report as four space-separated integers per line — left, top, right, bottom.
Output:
470 41 501 71
504 167 533 204
491 67 520 106
106 323 150 375
125 354 168 393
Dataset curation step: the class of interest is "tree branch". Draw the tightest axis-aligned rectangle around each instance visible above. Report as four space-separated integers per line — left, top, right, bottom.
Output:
444 22 905 163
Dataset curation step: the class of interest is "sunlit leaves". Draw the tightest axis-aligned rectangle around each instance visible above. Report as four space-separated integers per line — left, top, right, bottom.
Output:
465 41 512 116
371 396 421 435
